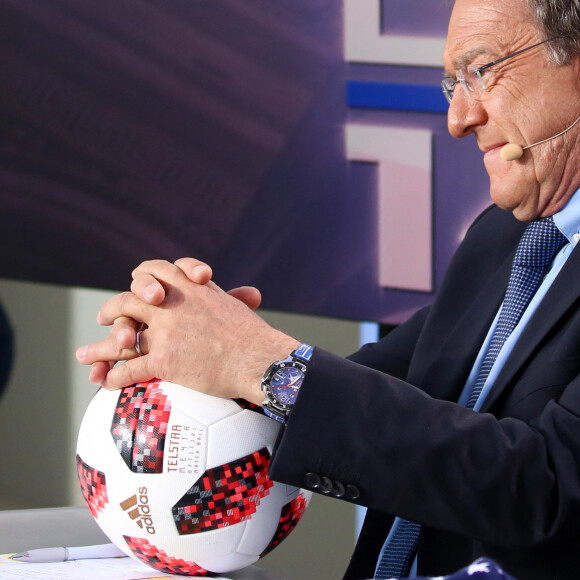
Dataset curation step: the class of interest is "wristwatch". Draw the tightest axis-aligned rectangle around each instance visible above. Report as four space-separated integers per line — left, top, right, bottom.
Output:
261 343 314 423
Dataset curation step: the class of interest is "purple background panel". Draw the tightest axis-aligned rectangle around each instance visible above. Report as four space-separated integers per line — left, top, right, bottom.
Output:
381 0 451 37
0 0 341 287
0 0 493 323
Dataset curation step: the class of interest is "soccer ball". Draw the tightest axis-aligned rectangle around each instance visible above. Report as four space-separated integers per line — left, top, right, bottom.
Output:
76 379 312 576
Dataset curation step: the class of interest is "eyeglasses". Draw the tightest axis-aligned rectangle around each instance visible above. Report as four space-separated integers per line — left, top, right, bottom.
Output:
441 38 557 104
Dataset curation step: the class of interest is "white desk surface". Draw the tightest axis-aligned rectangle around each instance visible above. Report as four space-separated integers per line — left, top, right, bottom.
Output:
0 506 292 579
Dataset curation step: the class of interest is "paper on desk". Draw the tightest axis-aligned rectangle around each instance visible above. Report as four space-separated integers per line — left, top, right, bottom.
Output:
0 554 234 580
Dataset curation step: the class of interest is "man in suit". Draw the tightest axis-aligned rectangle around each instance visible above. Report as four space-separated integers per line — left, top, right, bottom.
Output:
77 0 580 577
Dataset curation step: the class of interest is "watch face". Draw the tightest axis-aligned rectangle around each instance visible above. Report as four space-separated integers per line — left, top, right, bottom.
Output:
271 366 304 405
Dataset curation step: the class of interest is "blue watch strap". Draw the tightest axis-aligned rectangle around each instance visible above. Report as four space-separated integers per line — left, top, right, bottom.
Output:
294 343 314 363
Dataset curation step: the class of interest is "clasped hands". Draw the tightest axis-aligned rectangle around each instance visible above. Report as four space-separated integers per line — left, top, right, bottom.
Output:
76 258 300 406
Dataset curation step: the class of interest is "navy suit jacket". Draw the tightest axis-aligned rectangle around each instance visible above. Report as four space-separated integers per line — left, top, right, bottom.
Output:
269 205 580 579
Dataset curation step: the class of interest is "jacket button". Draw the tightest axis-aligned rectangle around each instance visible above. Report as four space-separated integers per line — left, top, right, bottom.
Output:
332 481 346 498
319 476 333 494
345 484 361 500
304 472 321 489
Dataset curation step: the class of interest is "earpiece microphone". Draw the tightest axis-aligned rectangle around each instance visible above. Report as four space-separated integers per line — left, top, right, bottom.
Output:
500 115 580 161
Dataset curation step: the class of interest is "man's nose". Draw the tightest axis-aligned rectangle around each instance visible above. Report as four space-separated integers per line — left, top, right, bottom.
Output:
447 90 488 139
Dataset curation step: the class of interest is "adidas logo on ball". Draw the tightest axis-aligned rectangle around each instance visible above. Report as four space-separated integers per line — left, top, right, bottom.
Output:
120 488 156 535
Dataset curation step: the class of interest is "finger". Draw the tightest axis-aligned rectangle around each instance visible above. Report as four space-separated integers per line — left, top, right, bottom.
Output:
97 291 152 327
101 358 156 391
130 275 166 306
131 267 210 306
76 333 142 367
174 258 213 285
227 286 262 310
113 317 142 349
131 259 189 286
88 361 113 385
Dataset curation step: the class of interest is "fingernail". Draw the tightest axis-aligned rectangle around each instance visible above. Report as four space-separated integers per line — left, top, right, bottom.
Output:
89 367 98 383
76 346 88 362
143 283 159 302
193 265 210 280
116 328 129 347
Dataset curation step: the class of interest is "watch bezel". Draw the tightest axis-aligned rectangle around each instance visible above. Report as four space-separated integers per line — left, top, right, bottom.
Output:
262 359 308 419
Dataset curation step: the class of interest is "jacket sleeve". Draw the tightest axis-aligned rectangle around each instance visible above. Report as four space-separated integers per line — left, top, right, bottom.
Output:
345 305 430 377
268 347 580 548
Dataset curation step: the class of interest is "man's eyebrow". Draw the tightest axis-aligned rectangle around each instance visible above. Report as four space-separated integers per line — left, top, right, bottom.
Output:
445 46 490 76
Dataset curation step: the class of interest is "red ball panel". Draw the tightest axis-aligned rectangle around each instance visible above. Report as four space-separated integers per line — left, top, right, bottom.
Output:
172 447 274 534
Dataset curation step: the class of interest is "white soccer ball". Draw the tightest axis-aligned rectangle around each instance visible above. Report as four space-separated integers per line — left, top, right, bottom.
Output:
76 379 312 576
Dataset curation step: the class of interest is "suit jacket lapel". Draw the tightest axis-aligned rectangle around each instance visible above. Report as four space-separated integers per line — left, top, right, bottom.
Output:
409 250 514 402
481 244 580 411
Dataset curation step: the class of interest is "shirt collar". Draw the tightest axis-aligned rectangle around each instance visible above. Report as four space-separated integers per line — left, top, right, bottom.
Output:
552 186 580 246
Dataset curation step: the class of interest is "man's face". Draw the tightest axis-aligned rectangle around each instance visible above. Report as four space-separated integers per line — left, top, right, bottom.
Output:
443 0 580 221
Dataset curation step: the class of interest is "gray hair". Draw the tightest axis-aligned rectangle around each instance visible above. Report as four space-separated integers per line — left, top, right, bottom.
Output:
526 0 580 64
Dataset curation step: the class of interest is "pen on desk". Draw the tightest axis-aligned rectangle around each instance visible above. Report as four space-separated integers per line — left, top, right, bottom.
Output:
12 542 127 563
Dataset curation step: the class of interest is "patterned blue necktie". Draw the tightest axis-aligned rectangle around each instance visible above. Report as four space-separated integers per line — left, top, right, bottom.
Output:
466 216 566 408
374 518 421 579
374 217 566 580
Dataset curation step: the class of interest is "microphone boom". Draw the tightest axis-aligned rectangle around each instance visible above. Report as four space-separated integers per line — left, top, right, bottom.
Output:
500 114 580 161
